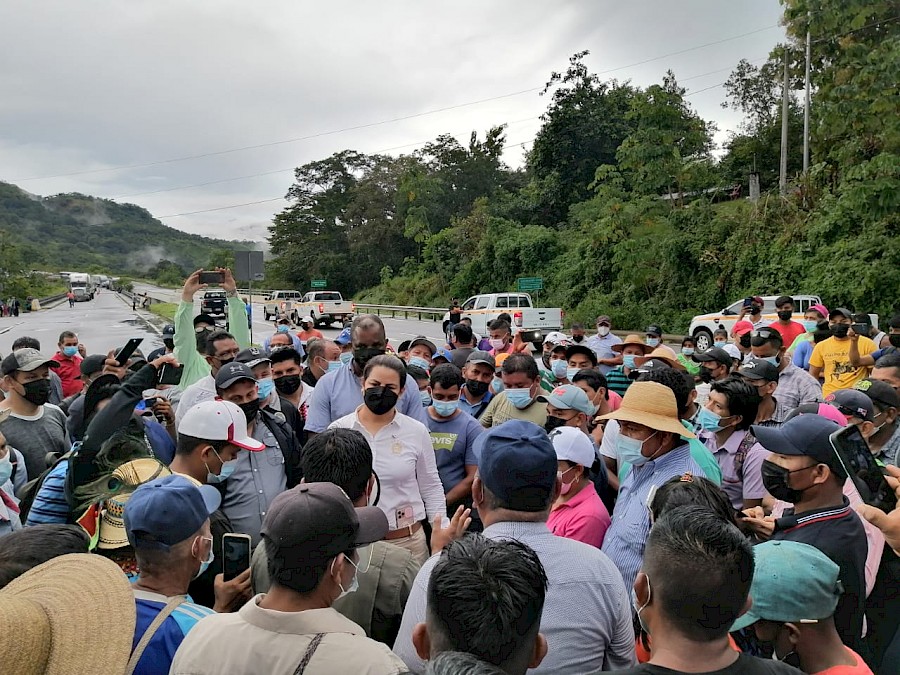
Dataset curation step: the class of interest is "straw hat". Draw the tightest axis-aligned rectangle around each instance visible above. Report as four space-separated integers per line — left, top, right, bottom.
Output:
611 334 653 355
600 381 695 438
635 344 685 370
97 458 172 550
0 553 136 675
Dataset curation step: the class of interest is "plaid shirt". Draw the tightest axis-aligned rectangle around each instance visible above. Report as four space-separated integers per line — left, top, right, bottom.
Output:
754 396 791 429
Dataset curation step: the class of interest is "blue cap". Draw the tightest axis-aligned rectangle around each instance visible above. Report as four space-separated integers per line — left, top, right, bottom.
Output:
433 347 453 363
124 475 221 550
475 420 557 512
752 414 842 467
731 540 842 631
335 327 352 346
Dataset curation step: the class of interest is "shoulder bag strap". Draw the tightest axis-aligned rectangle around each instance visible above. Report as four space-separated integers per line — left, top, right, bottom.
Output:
293 633 326 675
125 595 186 675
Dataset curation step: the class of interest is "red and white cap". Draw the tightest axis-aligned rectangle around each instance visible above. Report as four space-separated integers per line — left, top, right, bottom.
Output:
177 400 265 451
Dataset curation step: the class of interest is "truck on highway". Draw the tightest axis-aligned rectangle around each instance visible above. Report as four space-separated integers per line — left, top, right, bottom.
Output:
263 290 303 321
291 291 355 327
454 293 563 346
68 273 95 301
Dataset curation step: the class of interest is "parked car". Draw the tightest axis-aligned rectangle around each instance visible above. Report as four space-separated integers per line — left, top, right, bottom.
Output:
449 293 563 347
263 290 303 321
200 289 227 319
291 291 355 327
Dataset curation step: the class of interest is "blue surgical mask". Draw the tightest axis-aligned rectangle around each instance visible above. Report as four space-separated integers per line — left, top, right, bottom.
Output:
420 390 432 407
0 453 12 486
339 352 354 365
205 447 237 484
566 367 582 381
62 346 79 357
696 407 730 433
551 359 568 379
505 387 534 409
623 354 638 369
490 378 504 395
761 355 780 367
327 360 344 373
257 377 275 400
433 399 459 417
193 536 215 580
276 325 290 334
646 338 660 348
802 320 818 332
681 347 695 356
616 431 658 468
409 356 431 371
714 340 727 349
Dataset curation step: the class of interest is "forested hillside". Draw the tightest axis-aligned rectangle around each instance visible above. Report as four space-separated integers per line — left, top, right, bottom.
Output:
267 0 897 332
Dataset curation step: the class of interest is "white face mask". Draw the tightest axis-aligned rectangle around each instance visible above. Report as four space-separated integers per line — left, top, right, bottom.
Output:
597 326 611 337
333 555 359 600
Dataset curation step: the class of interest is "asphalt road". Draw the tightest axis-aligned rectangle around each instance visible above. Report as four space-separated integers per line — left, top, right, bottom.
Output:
0 291 163 358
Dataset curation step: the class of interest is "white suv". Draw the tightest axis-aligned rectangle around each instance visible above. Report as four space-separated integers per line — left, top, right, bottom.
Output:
688 295 823 352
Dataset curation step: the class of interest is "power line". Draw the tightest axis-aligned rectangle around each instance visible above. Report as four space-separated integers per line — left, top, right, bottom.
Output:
12 23 781 183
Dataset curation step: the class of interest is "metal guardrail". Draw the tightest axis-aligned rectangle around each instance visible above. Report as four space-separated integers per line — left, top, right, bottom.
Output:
353 303 445 322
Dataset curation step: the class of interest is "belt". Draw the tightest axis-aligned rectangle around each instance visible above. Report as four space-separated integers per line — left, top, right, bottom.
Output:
384 521 423 540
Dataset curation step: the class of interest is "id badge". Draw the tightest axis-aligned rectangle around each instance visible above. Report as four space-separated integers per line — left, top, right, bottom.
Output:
396 505 414 529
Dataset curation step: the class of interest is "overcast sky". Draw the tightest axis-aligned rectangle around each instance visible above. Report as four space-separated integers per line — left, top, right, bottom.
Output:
0 1 785 243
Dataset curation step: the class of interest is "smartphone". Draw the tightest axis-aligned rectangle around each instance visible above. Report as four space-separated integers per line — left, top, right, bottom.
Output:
222 533 252 582
742 297 754 308
851 323 869 336
114 338 144 366
199 271 225 285
158 363 184 386
830 426 897 512
142 397 159 408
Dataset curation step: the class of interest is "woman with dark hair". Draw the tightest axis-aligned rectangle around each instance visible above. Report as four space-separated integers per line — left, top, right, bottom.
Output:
329 354 445 564
676 336 701 376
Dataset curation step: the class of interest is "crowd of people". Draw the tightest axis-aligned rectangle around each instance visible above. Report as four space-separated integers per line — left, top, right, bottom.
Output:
0 277 899 674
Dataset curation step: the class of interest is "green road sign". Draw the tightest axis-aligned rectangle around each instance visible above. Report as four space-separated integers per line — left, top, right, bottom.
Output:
310 279 327 289
517 277 543 292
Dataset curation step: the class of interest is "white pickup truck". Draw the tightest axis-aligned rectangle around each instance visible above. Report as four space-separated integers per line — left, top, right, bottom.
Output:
451 293 563 346
290 291 355 327
263 290 303 321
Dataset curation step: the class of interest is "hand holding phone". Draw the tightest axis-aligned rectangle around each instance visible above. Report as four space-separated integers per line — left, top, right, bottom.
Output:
114 338 144 366
199 271 225 285
222 533 252 582
830 426 898 513
158 363 184 386
850 323 868 337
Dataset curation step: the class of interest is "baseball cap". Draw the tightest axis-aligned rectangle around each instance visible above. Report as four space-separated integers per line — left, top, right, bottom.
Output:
261 482 388 563
751 414 842 465
1 348 59 376
408 336 437 355
276 317 291 325
829 307 853 320
177 399 265 451
465 350 496 369
737 359 780 383
596 315 612 326
645 325 663 337
732 320 755 337
124 475 222 550
80 354 106 377
783 402 848 427
214 362 257 390
549 426 596 467
161 324 175 337
565 344 598 366
810 303 829 318
731 541 842 631
854 378 900 410
722 343 743 361
475 420 557 512
236 346 271 369
397 340 411 354
193 313 217 328
540 384 596 415
825 389 875 422
543 331 568 346
692 347 733 369
433 348 453 363
335 327 352 346
627 358 672 380
299 316 314 326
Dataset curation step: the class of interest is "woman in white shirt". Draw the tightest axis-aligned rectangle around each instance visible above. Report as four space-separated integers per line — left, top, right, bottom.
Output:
329 354 445 564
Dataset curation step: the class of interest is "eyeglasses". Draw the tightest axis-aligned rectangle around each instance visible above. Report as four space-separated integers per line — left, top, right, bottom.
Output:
751 328 780 339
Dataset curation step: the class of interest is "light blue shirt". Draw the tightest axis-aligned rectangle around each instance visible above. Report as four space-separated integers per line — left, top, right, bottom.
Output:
306 362 430 433
601 444 707 593
585 333 623 375
393 520 636 674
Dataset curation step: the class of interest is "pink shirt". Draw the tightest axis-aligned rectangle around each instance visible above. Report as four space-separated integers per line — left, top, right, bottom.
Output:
547 483 611 548
607 390 623 411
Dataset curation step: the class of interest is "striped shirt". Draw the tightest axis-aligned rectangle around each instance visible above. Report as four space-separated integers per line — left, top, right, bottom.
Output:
601 444 707 593
132 589 216 675
24 460 70 526
605 366 633 396
393 520 636 674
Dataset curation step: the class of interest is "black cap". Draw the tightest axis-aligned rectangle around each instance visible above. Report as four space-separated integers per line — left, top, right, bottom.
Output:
408 336 437 355
693 347 733 369
627 359 671 380
737 358 780 383
236 347 270 369
829 307 853 321
215 362 256 390
854 378 900 410
396 340 412 354
80 354 107 377
193 313 217 328
161 324 175 337
564 344 597 367
752 414 842 467
826 389 875 422
645 325 663 337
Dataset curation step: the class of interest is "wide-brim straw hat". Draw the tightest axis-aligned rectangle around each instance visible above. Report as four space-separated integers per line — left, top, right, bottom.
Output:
600 381 695 438
0 553 136 675
97 458 171 550
611 334 654 355
635 345 685 370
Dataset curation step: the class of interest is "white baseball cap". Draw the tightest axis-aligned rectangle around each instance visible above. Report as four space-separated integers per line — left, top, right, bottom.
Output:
548 426 596 467
177 400 265 452
543 331 568 346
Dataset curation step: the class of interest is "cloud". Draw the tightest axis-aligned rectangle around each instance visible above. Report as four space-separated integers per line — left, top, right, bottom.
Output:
0 0 786 241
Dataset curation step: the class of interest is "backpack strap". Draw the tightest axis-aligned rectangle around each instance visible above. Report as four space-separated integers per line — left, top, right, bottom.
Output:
125 595 186 675
734 432 757 482
293 633 326 675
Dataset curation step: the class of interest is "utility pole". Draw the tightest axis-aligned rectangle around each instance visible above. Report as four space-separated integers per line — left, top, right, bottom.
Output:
779 52 789 195
803 20 811 172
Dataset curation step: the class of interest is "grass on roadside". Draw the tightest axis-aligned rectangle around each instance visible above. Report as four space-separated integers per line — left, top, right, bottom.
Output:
148 302 178 322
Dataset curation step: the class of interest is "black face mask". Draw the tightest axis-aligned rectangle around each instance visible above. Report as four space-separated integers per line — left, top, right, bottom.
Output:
238 399 260 422
217 357 235 367
363 386 398 415
353 347 385 369
274 374 302 395
761 459 810 503
699 368 714 384
739 334 752 349
777 310 793 321
544 415 568 433
195 328 213 352
750 305 762 315
891 334 900 348
164 338 174 351
831 324 850 339
572 335 584 343
465 379 489 397
19 379 51 406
